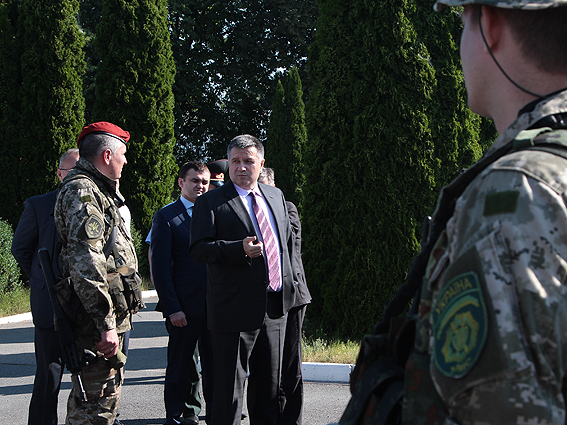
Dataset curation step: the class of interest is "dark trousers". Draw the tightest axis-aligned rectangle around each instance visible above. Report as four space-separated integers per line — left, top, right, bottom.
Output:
164 316 206 424
199 324 214 423
28 325 64 425
279 305 307 425
210 309 287 425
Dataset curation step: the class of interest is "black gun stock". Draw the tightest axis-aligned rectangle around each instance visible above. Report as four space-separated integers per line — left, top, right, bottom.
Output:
38 247 89 401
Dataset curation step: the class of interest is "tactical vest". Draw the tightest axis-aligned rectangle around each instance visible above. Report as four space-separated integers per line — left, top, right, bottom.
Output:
55 171 143 346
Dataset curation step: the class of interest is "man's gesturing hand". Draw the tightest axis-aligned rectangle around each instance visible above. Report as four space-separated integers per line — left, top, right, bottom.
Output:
243 236 263 258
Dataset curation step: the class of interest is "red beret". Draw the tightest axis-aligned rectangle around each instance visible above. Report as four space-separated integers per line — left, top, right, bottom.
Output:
77 121 130 147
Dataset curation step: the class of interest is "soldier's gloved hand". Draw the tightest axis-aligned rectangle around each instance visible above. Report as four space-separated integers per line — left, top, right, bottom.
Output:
97 328 119 358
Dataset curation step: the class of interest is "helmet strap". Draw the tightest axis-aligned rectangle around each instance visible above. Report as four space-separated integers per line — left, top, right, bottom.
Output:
478 7 546 100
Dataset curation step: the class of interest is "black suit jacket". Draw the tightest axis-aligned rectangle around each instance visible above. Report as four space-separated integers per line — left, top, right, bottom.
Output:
189 181 296 332
11 190 60 327
286 201 311 307
150 198 207 318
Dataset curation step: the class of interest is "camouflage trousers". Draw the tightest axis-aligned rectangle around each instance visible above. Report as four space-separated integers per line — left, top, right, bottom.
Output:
66 335 124 425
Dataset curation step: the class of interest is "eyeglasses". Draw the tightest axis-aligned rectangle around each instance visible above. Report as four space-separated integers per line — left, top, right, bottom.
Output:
58 167 75 171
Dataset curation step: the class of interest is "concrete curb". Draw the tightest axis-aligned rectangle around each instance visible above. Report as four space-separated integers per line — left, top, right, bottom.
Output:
0 289 353 384
303 362 353 384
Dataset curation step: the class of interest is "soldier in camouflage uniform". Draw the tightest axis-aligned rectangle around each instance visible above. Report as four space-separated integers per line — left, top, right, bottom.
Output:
54 121 141 425
398 1 567 424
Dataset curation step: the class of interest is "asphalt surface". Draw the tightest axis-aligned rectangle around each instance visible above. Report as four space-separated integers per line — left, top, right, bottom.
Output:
0 296 350 425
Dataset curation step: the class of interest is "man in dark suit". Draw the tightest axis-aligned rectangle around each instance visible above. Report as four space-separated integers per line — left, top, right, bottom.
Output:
11 148 79 425
258 167 311 425
189 134 296 425
150 161 211 425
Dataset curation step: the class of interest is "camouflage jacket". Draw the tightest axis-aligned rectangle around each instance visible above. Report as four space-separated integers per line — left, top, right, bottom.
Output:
54 157 137 337
403 89 567 425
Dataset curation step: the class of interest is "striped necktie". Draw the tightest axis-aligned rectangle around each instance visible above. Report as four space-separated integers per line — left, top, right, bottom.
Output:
249 192 281 291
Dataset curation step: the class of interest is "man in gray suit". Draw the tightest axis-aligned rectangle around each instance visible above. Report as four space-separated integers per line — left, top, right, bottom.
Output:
189 135 296 425
12 148 79 425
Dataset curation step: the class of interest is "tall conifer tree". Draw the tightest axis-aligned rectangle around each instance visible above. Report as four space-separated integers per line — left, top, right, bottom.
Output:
0 0 22 226
94 0 177 234
266 67 307 209
303 0 479 338
16 0 85 221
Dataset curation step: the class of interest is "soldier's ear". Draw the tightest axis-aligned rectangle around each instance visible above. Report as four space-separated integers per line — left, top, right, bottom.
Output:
102 149 113 166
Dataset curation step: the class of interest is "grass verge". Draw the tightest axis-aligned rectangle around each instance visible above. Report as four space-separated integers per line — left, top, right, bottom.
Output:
302 336 360 364
0 286 30 317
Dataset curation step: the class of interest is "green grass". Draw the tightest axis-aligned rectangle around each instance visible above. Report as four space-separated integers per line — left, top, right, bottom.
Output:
302 336 360 364
0 286 30 317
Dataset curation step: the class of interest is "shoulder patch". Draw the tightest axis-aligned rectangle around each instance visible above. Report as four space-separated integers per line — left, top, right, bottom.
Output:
84 215 104 240
483 190 519 217
432 272 488 379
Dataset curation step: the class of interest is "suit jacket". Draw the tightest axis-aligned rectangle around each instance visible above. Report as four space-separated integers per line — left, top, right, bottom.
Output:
286 201 311 307
189 181 296 332
11 190 60 328
151 198 207 318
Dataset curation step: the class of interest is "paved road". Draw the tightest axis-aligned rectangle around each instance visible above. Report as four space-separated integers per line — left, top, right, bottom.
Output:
0 296 350 425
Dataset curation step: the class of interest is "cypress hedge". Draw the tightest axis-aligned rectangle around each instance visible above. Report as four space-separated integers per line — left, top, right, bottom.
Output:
266 67 307 210
303 0 483 338
0 0 22 227
13 0 85 225
94 0 177 235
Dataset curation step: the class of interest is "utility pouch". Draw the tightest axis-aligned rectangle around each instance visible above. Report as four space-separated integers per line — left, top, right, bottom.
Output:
107 272 129 317
118 268 144 315
340 316 416 425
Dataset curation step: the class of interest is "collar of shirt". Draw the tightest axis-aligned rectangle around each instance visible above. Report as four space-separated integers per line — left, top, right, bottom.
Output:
179 196 195 215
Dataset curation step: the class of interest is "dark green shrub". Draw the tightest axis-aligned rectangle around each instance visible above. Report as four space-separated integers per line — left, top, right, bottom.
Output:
0 219 21 295
130 219 150 286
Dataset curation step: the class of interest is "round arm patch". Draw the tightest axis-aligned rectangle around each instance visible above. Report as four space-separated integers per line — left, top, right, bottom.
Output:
84 214 104 240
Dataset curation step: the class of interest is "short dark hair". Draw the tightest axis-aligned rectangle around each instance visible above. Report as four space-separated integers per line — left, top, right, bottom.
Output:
227 134 264 161
491 5 567 74
79 133 123 162
178 161 209 180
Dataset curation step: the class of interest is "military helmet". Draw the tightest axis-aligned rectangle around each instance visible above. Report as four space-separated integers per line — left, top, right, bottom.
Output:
434 0 567 11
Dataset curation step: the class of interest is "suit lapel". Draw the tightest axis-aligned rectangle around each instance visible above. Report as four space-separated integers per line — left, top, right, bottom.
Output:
225 182 256 235
259 184 286 244
174 198 192 231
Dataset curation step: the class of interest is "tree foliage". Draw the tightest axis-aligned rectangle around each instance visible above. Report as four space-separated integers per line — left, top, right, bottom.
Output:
169 0 318 163
303 0 485 338
0 218 20 294
2 0 85 227
0 0 22 227
266 68 307 209
94 0 177 235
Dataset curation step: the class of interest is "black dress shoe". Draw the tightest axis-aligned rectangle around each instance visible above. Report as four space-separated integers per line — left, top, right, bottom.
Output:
183 414 199 425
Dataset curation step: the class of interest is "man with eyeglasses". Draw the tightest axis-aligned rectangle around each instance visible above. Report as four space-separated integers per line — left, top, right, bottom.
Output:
12 148 79 425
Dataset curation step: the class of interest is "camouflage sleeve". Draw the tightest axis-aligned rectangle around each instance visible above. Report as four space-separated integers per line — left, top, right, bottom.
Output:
56 182 116 333
430 165 567 424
